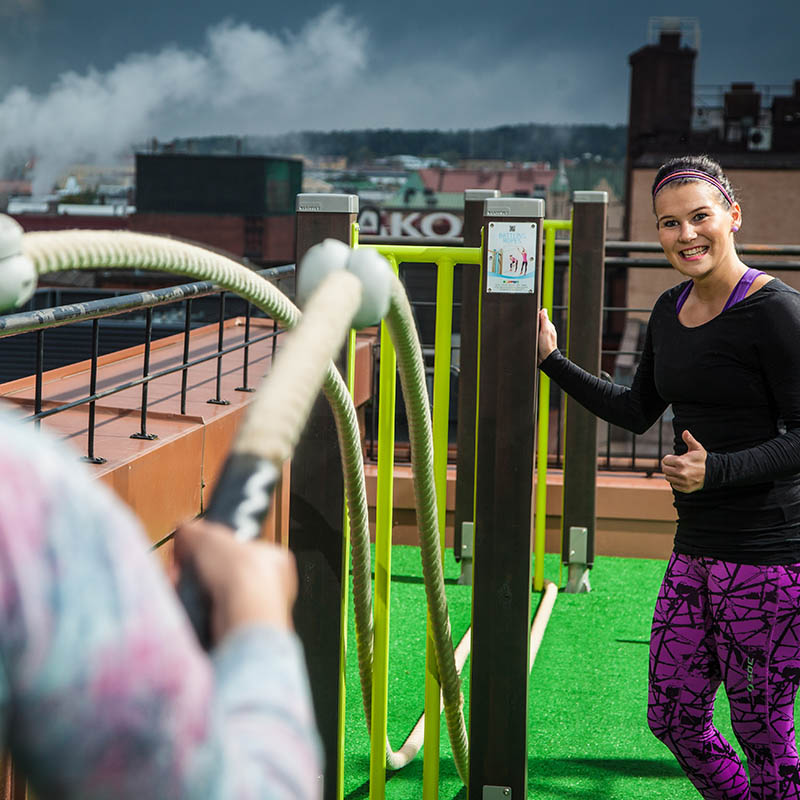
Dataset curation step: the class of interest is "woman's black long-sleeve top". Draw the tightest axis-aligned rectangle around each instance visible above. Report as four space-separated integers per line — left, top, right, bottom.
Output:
540 279 800 564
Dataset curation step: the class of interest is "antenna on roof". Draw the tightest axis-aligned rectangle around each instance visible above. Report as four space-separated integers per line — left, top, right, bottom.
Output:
647 17 700 51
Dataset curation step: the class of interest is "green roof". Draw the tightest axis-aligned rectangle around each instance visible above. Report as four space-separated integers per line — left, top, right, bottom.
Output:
565 162 625 199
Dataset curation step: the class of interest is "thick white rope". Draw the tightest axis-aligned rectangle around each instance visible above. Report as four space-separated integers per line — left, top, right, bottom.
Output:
19 229 470 779
390 579 558 770
233 270 361 464
382 274 469 779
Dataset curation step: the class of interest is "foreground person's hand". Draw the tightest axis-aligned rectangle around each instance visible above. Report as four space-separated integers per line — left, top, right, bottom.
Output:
174 520 297 645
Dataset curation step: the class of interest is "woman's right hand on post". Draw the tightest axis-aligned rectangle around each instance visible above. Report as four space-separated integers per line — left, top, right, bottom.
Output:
537 308 557 365
174 520 298 646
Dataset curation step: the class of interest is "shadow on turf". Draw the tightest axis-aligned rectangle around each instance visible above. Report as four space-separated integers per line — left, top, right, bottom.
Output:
526 757 688 799
345 757 686 800
387 573 460 586
350 572 460 586
344 757 463 799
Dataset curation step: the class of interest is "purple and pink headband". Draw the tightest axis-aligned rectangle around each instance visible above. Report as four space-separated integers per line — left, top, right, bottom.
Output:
652 169 734 207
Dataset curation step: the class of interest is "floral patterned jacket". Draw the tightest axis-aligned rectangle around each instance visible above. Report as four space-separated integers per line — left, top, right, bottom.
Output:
0 411 322 799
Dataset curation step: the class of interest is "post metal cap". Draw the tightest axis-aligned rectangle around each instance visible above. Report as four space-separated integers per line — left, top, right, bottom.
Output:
464 189 501 201
484 197 545 218
296 193 358 214
573 191 608 204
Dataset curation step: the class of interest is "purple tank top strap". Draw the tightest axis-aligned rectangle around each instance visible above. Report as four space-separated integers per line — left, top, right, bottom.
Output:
675 281 693 313
722 267 764 312
675 269 764 316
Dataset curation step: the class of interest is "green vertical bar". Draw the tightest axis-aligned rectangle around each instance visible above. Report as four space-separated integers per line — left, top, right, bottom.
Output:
535 221 572 591
422 259 455 800
369 257 398 800
337 328 356 800
534 226 556 592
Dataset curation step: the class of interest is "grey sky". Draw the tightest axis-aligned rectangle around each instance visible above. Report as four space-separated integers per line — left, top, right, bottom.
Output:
1 1 798 191
2 1 798 131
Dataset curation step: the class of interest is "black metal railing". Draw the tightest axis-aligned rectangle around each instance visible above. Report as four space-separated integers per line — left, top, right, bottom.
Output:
0 266 293 463
10 236 799 474
361 238 800 472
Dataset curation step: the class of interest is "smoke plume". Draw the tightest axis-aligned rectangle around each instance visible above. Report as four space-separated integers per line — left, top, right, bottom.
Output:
0 7 367 194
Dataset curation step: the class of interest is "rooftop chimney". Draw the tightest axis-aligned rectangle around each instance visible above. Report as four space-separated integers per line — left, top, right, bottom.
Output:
628 18 699 160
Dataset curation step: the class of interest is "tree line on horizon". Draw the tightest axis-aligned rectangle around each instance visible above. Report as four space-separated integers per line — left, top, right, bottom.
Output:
165 123 628 166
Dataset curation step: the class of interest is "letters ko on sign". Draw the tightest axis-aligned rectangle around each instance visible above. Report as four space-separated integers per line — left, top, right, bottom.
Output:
358 209 463 238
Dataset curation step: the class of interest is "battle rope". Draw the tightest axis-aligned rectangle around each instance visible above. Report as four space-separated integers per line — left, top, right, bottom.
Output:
20 230 469 779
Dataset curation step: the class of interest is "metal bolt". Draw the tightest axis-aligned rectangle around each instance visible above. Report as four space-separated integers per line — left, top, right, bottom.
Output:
503 790 510 797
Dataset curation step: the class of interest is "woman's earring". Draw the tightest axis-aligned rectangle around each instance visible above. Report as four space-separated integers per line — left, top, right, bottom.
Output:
732 225 739 232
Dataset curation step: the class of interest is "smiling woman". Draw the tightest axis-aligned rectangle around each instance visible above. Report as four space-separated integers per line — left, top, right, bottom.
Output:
537 154 800 800
650 156 770 327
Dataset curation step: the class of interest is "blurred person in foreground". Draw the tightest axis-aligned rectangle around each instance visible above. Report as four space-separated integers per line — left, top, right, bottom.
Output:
0 406 322 799
538 155 800 799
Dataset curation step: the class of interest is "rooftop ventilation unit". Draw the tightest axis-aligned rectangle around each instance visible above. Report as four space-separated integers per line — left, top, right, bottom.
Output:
747 126 772 151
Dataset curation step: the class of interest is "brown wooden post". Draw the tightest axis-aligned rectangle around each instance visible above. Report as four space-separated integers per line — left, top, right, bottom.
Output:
292 193 357 800
469 197 544 800
561 191 608 593
454 188 499 582
0 753 25 800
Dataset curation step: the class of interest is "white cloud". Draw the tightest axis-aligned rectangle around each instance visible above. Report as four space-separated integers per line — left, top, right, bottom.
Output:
319 46 627 130
0 3 629 193
0 6 369 192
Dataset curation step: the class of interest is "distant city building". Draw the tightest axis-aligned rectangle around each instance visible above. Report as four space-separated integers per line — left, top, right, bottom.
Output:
417 164 556 198
8 153 302 273
625 17 800 310
0 180 32 211
357 164 557 238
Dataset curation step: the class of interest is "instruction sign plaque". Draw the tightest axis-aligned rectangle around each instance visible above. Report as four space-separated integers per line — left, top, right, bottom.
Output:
486 221 537 294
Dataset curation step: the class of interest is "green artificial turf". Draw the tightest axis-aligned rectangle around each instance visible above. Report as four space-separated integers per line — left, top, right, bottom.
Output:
341 548 749 799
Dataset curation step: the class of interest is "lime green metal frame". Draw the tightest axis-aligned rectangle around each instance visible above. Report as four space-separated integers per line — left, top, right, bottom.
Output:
534 220 573 591
351 220 572 792
370 252 399 800
353 225 481 800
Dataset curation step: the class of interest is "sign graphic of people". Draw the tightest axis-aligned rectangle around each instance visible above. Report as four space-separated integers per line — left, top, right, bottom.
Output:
486 222 537 293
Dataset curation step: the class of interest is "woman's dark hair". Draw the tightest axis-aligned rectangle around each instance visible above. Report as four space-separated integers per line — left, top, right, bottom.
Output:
651 155 736 210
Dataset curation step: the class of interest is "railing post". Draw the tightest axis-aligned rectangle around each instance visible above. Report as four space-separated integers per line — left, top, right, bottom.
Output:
469 197 544 800
235 303 256 393
131 307 158 440
291 193 358 800
561 191 608 593
207 293 230 406
454 188 499 583
82 318 107 465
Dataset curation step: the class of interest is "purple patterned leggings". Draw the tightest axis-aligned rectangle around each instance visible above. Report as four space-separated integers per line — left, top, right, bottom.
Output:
648 553 800 799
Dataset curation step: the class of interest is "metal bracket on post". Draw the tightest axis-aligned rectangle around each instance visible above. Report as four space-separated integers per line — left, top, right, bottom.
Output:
457 521 474 585
565 526 591 593
483 786 512 799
